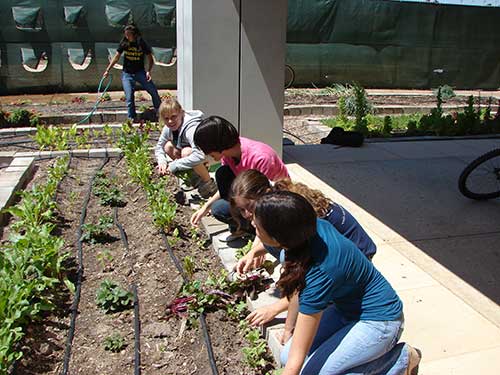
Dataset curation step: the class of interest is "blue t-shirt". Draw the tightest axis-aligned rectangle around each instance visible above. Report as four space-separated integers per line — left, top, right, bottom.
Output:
299 219 402 321
325 203 377 258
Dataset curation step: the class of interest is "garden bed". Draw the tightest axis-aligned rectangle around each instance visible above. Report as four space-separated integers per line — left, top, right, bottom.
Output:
1 150 276 374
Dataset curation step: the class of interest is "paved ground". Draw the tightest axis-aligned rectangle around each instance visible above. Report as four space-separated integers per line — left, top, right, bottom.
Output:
283 138 500 374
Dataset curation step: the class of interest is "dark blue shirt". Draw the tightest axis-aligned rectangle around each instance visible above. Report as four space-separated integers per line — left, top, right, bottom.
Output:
299 219 402 321
325 203 376 258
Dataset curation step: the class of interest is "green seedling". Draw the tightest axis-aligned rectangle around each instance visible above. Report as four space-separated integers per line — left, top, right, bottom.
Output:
182 256 196 279
81 215 114 244
95 279 134 313
68 191 79 206
102 124 114 139
100 92 112 102
103 333 126 352
93 171 125 207
97 249 114 270
169 227 180 245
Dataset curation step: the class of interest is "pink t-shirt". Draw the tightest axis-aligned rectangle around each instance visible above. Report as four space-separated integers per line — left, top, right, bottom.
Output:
221 137 289 181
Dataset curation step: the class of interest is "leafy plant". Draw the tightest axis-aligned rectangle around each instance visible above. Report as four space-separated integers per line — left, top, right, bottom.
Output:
102 124 114 139
352 83 371 135
324 83 372 128
382 116 393 136
103 333 126 352
182 256 196 279
100 92 112 102
75 131 89 149
81 215 114 244
71 95 88 104
97 250 114 270
434 84 456 101
8 108 40 127
145 178 177 231
135 91 146 102
241 323 268 370
33 125 69 150
169 227 180 245
0 157 70 372
0 110 9 127
95 280 133 313
235 240 253 260
93 171 125 207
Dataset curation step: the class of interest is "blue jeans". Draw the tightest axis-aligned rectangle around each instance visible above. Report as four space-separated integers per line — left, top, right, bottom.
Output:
121 70 161 119
281 305 410 374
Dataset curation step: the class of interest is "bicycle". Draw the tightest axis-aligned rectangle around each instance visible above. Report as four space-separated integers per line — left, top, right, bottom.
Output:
458 148 500 200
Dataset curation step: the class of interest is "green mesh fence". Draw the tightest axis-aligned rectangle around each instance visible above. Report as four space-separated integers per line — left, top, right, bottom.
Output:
0 0 499 94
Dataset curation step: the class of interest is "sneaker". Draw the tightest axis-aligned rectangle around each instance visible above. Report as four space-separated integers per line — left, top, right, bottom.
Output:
219 230 249 243
197 178 218 199
405 345 421 375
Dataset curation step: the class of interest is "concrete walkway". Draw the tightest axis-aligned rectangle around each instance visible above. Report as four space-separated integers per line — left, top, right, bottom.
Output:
283 138 500 374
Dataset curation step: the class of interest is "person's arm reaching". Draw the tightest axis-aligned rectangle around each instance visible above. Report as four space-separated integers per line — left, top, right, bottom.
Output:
282 311 322 375
281 293 299 345
236 236 267 274
190 191 221 226
145 53 154 81
103 51 121 77
246 296 289 327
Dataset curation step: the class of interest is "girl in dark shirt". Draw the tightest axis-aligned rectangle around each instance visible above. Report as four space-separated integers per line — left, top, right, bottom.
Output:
103 24 161 121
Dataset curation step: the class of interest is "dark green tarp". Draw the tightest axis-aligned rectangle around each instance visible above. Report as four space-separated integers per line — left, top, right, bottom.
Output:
0 0 499 94
12 6 42 31
64 5 84 24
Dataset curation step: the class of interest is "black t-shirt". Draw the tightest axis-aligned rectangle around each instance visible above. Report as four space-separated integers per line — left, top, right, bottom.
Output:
117 38 152 74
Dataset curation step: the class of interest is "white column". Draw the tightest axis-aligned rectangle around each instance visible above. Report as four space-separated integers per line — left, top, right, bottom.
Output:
177 0 287 156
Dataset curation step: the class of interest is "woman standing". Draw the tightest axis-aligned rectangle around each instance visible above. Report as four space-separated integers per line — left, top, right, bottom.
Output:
103 24 161 121
251 191 421 375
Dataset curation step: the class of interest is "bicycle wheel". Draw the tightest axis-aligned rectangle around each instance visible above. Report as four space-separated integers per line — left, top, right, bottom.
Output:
458 148 500 200
285 64 295 89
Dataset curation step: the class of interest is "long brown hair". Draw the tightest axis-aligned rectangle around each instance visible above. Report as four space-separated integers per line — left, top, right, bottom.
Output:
253 191 317 299
273 179 331 218
229 169 271 231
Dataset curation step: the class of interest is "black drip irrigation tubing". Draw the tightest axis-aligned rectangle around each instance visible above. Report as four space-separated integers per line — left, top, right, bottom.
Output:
159 231 219 375
132 285 141 375
61 157 109 375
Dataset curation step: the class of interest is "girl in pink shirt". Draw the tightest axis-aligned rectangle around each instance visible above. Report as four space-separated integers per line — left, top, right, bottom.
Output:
190 115 288 241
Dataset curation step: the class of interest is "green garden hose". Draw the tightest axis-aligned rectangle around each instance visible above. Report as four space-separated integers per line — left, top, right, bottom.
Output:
76 74 113 125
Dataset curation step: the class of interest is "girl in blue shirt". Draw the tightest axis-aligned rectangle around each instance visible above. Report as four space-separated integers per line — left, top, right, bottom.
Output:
250 191 421 375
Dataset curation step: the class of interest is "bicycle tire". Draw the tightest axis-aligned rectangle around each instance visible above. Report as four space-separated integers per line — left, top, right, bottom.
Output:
285 64 295 89
458 148 500 200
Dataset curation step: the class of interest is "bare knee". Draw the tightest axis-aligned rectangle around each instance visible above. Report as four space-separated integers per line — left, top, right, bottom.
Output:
180 147 193 158
164 141 178 159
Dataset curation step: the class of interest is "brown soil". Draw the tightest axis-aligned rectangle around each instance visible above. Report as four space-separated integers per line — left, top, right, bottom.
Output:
3 157 272 375
2 88 494 118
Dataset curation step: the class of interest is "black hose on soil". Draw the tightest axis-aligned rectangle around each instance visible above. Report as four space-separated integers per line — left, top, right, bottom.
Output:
61 157 109 375
159 231 219 375
132 284 141 375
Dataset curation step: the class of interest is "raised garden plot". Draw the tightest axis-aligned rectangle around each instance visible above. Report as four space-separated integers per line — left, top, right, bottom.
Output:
0 126 277 374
